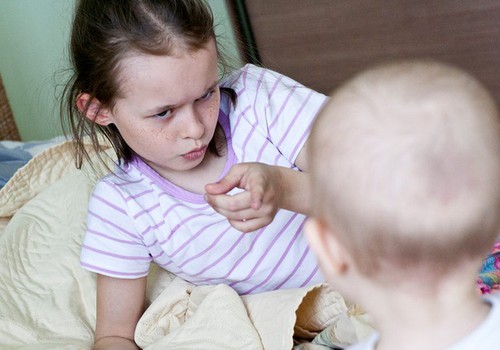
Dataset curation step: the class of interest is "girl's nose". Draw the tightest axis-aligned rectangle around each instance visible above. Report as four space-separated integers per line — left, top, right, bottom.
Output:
181 106 204 139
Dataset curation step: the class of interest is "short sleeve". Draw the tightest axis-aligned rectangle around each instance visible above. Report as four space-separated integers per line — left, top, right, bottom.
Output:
233 64 328 165
80 179 152 278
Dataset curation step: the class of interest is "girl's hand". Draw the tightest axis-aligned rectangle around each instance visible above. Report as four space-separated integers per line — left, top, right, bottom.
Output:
204 163 283 232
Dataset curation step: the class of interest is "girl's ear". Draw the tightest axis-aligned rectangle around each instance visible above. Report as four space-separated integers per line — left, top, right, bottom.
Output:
76 93 113 126
304 218 350 277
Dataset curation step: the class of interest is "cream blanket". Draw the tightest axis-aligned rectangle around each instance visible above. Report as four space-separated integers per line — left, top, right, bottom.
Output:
0 140 374 349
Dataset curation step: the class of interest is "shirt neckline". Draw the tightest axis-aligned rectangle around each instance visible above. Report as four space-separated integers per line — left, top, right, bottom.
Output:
129 108 236 204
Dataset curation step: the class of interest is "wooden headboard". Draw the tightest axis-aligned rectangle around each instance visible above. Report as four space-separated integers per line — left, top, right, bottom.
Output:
0 74 21 141
228 0 500 102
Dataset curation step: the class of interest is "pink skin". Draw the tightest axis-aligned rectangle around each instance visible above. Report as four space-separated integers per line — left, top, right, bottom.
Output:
79 39 297 232
183 146 208 161
88 39 223 189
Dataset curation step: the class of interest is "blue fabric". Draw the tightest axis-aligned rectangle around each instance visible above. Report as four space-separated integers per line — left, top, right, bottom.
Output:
0 144 33 188
0 137 65 189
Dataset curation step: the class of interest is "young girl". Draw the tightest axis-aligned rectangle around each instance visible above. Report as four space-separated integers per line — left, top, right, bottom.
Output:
62 0 326 348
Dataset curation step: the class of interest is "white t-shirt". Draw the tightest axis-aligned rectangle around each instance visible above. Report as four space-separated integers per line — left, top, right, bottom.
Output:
347 293 500 349
80 64 327 294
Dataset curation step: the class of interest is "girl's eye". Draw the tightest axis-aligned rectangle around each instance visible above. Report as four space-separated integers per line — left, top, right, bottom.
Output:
154 109 172 119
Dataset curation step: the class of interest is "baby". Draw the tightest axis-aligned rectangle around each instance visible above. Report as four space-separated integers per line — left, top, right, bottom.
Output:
305 60 500 350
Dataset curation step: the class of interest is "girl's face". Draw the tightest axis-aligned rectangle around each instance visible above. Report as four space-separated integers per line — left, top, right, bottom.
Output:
99 40 221 179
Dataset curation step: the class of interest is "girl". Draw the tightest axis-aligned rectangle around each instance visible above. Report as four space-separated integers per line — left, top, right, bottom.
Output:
62 0 327 348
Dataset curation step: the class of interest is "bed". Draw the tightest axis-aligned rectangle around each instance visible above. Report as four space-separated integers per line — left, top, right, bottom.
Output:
0 139 374 349
1 1 500 349
0 74 372 348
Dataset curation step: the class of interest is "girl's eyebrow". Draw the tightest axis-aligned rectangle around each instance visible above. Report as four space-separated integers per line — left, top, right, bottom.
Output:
202 81 219 95
146 81 219 115
195 81 219 99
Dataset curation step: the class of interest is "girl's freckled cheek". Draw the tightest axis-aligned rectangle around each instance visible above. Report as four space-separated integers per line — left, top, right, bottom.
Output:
209 98 219 120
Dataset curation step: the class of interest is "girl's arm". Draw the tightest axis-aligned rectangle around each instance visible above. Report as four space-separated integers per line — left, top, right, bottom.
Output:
93 274 147 350
275 140 311 214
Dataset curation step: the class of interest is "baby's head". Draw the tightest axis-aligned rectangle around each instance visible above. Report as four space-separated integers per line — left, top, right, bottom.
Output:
307 61 500 285
62 0 229 167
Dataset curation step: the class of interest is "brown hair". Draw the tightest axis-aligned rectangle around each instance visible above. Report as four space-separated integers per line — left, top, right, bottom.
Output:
61 0 236 169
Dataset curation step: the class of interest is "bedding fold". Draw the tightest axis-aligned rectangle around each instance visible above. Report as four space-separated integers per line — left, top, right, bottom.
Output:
0 140 374 349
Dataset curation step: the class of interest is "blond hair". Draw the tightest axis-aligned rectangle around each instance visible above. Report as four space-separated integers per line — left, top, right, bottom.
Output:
309 61 500 278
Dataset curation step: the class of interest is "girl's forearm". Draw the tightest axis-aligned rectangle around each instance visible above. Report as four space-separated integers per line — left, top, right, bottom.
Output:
275 165 312 216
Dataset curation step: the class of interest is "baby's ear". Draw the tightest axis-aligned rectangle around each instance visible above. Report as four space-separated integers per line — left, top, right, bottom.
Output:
304 218 350 277
76 93 113 126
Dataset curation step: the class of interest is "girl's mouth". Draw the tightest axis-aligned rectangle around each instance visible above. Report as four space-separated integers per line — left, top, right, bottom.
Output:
183 146 207 161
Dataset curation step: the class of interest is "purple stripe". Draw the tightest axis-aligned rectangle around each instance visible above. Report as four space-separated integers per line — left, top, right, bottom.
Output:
106 180 129 203
242 69 265 160
245 70 266 154
145 238 159 248
159 199 212 212
242 69 248 87
273 152 282 165
171 219 228 260
177 224 232 268
160 213 206 244
233 105 252 131
125 189 154 201
81 262 148 277
140 222 164 237
162 260 174 268
253 72 283 158
276 90 314 148
93 194 127 214
151 249 166 260
197 228 266 283
138 203 184 236
274 244 310 289
255 137 271 162
256 74 283 163
240 122 258 161
191 230 247 277
82 244 151 261
162 203 184 217
87 229 138 245
251 69 266 112
300 265 320 287
133 202 161 219
268 86 297 131
114 178 143 186
88 210 141 240
289 124 312 162
240 221 303 294
229 213 298 287
266 75 283 102
157 262 182 275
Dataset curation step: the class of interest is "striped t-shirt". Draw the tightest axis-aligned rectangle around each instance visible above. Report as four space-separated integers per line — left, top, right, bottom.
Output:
80 64 327 294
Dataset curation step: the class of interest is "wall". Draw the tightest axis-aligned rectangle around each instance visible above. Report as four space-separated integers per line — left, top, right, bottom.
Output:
0 0 241 141
208 0 243 70
0 0 74 141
